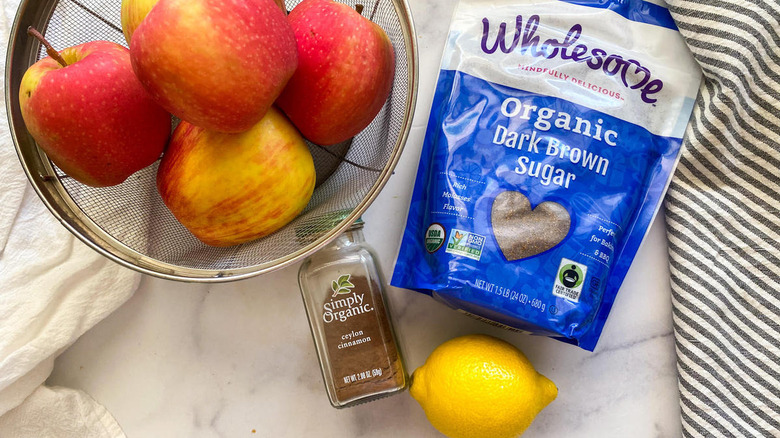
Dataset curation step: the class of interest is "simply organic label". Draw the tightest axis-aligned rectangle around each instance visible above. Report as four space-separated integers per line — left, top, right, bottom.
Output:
323 274 375 323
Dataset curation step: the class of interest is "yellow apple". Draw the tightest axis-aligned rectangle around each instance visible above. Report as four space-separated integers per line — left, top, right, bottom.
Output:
156 107 316 247
120 0 159 45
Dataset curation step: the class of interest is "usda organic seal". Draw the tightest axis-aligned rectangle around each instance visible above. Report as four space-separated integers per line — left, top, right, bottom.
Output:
425 223 445 253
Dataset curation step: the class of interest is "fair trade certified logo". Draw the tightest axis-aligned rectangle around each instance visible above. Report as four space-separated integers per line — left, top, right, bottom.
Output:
552 258 587 302
445 229 486 261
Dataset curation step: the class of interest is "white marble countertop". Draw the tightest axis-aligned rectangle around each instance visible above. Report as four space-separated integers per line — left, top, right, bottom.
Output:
48 0 682 436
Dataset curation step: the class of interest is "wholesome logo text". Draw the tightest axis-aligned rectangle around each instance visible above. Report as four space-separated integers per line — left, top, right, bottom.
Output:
481 14 663 104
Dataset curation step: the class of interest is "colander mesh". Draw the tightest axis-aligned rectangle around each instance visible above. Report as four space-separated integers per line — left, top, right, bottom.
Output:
34 0 410 273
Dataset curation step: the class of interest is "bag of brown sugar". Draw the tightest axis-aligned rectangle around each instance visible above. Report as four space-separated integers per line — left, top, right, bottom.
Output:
392 0 701 350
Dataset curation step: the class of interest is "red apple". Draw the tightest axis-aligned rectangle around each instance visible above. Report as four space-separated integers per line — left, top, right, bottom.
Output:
276 0 395 145
19 38 171 187
157 107 316 247
130 0 297 133
121 0 286 45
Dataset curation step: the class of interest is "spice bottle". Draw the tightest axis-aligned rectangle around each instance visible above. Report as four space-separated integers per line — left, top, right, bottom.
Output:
298 219 407 408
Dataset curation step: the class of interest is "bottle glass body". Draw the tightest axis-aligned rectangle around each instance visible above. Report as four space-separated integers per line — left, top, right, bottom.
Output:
298 225 407 408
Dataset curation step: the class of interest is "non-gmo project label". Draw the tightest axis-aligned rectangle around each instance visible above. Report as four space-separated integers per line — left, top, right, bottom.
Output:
445 229 486 261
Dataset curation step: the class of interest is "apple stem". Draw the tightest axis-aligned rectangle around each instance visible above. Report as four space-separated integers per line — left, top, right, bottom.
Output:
355 4 364 14
27 27 68 68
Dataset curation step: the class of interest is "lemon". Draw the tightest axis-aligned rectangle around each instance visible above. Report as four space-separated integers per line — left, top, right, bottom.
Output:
410 334 557 438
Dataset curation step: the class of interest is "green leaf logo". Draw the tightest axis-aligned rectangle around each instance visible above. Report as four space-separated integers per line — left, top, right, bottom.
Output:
331 274 355 297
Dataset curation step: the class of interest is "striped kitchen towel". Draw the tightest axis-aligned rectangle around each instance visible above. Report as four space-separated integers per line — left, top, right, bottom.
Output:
664 0 780 436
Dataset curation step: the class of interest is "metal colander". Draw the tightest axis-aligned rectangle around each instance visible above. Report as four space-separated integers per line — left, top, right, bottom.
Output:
5 0 417 282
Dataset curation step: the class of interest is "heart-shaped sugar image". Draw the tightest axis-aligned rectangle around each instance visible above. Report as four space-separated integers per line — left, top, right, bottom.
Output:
491 191 571 261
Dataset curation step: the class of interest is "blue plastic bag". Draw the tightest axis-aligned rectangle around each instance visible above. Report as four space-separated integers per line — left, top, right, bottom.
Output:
392 0 701 350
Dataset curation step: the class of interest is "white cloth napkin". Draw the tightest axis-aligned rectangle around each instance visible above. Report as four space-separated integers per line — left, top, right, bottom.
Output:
0 2 140 435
